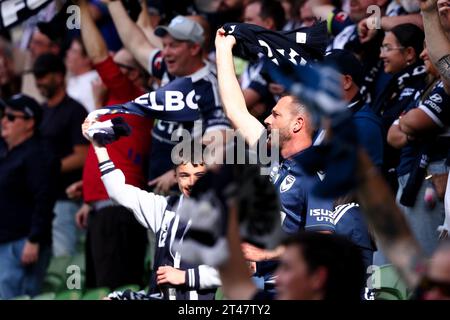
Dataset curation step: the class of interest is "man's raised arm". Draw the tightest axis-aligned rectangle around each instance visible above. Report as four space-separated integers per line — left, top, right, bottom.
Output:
101 0 159 70
215 29 265 147
421 0 450 93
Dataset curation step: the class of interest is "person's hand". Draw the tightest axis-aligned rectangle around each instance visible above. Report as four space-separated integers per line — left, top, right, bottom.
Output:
91 78 108 109
66 180 83 200
241 242 268 262
215 28 237 53
21 241 39 265
81 117 102 147
420 0 439 13
75 203 91 229
358 17 378 43
148 169 177 195
156 266 186 286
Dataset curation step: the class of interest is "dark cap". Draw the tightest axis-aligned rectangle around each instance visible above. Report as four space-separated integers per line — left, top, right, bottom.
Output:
4 94 42 125
323 49 364 88
33 53 66 78
36 21 65 44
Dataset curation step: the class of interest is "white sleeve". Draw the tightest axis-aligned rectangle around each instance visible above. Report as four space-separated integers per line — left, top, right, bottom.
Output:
185 265 222 290
443 174 450 232
100 161 167 233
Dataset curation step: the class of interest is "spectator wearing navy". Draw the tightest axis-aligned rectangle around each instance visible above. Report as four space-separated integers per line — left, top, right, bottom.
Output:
372 23 427 193
215 28 335 293
82 119 221 300
323 49 384 168
104 1 230 195
33 53 89 257
387 44 449 258
0 94 59 299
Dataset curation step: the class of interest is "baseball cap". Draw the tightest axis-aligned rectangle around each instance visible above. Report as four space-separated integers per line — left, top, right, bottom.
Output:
323 49 364 88
154 15 204 45
4 94 42 125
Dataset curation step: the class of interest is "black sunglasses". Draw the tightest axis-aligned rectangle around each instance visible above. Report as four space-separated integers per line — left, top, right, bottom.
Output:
1 112 30 122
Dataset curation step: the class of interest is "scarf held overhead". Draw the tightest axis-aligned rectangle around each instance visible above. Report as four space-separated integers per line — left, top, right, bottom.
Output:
222 21 328 66
87 77 200 145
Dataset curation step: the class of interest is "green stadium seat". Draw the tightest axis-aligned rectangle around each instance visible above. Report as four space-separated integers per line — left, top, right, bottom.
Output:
55 290 83 300
81 287 110 300
70 253 85 274
11 295 31 300
371 264 410 300
215 287 224 300
114 284 140 292
46 255 72 279
32 292 56 300
42 274 65 293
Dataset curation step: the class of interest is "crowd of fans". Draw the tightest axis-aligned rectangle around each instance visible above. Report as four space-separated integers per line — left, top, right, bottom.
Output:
1 0 450 301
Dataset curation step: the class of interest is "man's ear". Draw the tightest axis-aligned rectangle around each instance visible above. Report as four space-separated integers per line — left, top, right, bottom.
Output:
189 43 202 57
310 266 328 292
293 117 304 133
343 75 353 91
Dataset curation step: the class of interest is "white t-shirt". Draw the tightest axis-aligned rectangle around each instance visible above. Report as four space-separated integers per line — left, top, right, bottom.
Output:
67 70 99 113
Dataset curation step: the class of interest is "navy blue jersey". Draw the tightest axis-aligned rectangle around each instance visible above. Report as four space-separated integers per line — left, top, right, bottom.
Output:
397 81 450 176
418 81 450 129
332 203 375 270
354 104 384 168
241 59 276 111
269 150 335 234
327 9 354 37
146 50 230 178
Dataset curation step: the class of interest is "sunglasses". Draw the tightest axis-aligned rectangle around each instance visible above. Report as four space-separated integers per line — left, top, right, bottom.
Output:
418 276 450 297
1 112 30 122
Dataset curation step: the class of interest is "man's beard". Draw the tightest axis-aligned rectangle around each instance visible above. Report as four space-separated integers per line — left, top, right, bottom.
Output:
39 84 58 99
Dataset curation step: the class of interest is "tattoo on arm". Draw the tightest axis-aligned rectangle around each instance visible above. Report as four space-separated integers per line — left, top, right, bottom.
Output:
437 54 450 82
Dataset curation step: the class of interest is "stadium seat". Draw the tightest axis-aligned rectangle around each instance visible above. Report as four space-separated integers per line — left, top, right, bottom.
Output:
81 287 110 300
55 290 83 300
11 295 31 300
114 284 140 292
215 287 224 300
42 274 65 293
70 253 85 273
371 264 410 300
32 292 56 300
46 255 72 279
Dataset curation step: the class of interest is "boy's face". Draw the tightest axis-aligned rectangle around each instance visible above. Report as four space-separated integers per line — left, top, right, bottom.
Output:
176 162 207 197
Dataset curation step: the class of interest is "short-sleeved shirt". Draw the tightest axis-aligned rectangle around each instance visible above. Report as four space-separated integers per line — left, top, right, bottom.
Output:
397 81 450 176
40 95 89 198
418 81 450 129
82 113 152 203
146 49 230 179
255 149 335 281
270 150 335 234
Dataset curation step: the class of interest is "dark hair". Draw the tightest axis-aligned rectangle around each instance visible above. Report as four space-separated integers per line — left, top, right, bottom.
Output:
282 232 366 300
249 0 286 30
390 23 425 58
172 140 206 168
71 36 88 58
33 53 66 78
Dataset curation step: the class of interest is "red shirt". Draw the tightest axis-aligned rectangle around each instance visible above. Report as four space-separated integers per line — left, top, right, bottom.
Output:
94 55 144 106
83 57 152 202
